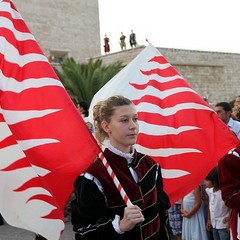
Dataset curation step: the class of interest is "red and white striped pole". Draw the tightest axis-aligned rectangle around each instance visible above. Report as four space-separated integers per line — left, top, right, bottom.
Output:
98 152 132 206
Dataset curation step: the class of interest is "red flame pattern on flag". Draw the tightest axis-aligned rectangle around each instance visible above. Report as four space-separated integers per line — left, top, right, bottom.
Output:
90 44 239 205
0 1 100 239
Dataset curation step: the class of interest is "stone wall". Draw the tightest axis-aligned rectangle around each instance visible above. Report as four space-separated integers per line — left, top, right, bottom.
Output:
11 1 240 105
99 46 240 105
14 0 101 61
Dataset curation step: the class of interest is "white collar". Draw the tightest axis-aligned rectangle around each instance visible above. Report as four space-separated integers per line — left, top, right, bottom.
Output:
108 143 134 163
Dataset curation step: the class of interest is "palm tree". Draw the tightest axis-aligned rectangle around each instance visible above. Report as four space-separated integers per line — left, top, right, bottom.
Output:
55 58 123 105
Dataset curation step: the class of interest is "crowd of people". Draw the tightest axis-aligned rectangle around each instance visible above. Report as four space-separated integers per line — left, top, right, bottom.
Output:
168 96 240 240
169 167 231 240
104 30 137 54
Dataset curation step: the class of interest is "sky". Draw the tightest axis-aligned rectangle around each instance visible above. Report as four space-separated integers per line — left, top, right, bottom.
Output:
98 0 240 55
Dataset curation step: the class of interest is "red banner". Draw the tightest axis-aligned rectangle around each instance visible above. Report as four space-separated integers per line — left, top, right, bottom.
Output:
0 1 100 239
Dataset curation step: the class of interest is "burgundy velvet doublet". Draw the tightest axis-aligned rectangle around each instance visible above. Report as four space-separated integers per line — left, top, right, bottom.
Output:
86 149 162 239
87 149 143 207
72 148 171 240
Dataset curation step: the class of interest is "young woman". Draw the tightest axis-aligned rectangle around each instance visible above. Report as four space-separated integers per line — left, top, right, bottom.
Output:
181 185 208 240
71 95 172 240
205 166 230 240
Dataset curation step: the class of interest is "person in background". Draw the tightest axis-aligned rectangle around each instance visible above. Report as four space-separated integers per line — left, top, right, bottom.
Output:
232 105 240 121
77 101 93 133
71 95 172 240
35 234 47 240
232 96 240 121
168 200 182 240
214 102 240 139
218 146 240 240
104 34 110 54
129 30 137 48
77 101 89 118
205 166 230 240
235 96 240 107
200 180 214 240
181 185 208 240
119 32 126 51
0 213 4 225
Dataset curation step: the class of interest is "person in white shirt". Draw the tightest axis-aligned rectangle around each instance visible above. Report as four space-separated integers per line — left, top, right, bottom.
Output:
214 102 240 139
205 166 230 240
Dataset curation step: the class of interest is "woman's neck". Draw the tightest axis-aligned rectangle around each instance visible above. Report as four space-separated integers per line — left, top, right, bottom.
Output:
107 141 132 154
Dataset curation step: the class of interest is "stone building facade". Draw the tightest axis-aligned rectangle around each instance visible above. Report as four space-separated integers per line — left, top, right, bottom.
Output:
14 0 101 62
99 46 240 105
12 1 240 104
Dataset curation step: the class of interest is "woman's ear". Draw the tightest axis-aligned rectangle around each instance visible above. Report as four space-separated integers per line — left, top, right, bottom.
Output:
101 120 110 134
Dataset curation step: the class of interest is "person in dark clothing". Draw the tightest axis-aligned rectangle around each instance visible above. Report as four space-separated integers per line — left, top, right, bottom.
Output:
129 30 137 48
77 101 89 117
71 95 172 240
0 213 4 225
35 234 47 240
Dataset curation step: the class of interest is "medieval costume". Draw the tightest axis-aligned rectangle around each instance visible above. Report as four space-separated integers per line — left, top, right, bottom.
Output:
218 147 240 240
71 147 172 240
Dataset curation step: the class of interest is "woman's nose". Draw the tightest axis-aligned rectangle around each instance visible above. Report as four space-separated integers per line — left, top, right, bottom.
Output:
129 120 137 129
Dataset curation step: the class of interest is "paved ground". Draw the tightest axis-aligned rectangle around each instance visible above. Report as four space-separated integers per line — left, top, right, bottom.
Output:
0 219 75 240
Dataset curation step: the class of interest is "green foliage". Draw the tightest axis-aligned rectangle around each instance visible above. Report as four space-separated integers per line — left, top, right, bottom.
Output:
54 58 123 105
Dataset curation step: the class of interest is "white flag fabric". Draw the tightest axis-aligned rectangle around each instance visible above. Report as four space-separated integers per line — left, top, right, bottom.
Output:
90 43 239 204
0 1 100 239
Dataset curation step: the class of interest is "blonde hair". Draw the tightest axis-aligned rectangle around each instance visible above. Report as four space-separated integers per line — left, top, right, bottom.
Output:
93 95 133 145
232 105 240 121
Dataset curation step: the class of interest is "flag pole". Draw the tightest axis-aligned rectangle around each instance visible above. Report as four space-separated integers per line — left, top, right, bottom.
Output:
98 152 132 206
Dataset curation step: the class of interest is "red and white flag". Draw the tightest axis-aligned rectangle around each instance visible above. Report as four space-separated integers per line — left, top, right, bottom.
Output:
0 1 100 239
90 43 239 204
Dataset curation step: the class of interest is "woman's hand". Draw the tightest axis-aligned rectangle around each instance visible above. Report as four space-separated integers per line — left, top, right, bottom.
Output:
181 209 191 218
119 205 145 232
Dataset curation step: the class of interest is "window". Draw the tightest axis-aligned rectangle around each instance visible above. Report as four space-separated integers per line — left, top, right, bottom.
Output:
48 50 69 64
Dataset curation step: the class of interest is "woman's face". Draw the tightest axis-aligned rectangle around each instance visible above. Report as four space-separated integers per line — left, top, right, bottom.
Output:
102 104 139 153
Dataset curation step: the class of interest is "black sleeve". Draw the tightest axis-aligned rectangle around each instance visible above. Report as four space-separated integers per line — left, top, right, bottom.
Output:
71 175 122 240
156 165 173 239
